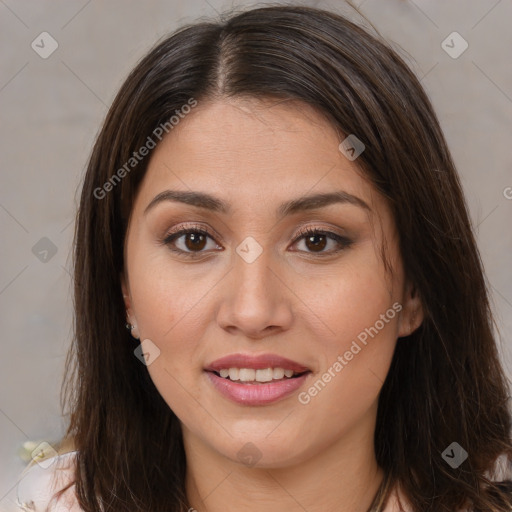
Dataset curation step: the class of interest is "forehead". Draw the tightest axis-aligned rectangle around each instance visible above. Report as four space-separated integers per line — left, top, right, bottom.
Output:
134 97 379 218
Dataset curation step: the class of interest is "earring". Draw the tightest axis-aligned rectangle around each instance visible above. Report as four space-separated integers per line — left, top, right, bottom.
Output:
125 319 140 340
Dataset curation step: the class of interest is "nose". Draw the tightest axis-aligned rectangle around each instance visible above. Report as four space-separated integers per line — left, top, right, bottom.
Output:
216 246 294 339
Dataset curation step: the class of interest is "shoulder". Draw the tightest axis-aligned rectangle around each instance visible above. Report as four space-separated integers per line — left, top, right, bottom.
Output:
382 484 414 512
488 452 512 482
16 449 82 512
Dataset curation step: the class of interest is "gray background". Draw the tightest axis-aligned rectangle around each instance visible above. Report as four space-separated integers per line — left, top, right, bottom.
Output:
1 1 511 510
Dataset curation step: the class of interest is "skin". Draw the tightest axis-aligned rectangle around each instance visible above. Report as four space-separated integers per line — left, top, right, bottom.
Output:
121 97 423 512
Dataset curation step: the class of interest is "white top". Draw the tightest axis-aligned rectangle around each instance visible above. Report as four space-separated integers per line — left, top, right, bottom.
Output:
15 450 512 511
16 451 80 512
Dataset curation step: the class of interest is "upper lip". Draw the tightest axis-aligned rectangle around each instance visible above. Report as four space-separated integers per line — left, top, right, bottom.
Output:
204 353 310 373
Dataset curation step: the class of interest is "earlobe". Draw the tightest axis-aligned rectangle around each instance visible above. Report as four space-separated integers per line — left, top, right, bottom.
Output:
397 282 424 338
125 309 140 340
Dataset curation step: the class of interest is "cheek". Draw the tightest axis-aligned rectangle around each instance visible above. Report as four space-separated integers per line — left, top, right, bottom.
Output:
126 245 216 408
135 282 208 423
308 246 399 353
300 251 400 408
128 238 212 343
132 270 208 368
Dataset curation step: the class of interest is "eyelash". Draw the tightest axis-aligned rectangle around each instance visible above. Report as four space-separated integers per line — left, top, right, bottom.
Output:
161 224 353 258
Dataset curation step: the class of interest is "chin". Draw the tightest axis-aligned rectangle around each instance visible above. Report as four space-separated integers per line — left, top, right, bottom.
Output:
209 432 311 469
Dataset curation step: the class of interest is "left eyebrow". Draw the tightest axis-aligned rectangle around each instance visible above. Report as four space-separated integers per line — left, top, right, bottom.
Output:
143 189 371 217
276 191 371 218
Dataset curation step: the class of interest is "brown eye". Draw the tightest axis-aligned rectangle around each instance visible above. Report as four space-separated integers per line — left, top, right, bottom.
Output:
163 227 221 256
183 232 207 251
292 228 353 255
303 232 328 252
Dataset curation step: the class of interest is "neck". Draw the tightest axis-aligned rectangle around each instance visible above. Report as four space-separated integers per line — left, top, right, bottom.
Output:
183 414 385 512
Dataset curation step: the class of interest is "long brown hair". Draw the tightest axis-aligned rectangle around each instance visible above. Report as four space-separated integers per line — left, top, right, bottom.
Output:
56 4 512 511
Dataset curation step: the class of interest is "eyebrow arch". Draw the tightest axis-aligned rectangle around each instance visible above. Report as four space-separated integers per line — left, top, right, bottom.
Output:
143 189 370 217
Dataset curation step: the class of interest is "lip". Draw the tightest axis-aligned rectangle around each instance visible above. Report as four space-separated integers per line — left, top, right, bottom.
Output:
204 353 311 406
204 353 310 373
205 371 310 406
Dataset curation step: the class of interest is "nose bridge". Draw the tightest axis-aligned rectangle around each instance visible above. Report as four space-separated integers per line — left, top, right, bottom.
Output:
217 235 292 335
232 238 277 303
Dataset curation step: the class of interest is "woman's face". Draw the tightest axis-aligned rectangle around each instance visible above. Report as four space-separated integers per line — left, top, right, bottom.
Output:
122 97 422 467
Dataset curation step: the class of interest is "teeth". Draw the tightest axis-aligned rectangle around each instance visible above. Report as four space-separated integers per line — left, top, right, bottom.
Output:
273 368 285 379
217 367 303 382
256 368 273 382
239 368 256 382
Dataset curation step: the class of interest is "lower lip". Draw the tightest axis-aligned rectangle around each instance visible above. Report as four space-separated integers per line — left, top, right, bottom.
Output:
205 371 310 406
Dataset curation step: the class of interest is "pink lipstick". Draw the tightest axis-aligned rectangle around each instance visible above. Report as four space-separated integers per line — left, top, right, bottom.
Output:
204 353 311 406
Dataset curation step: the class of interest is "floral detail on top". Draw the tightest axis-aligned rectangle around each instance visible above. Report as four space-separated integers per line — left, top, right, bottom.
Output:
16 451 81 512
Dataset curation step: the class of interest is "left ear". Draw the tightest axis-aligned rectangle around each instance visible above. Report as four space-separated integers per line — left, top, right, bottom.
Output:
397 280 424 338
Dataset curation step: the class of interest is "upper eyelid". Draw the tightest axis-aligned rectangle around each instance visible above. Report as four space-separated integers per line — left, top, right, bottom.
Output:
164 223 223 244
164 223 346 241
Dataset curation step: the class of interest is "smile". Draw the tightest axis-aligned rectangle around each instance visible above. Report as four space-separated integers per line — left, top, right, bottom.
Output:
204 353 312 406
217 367 303 382
205 371 310 405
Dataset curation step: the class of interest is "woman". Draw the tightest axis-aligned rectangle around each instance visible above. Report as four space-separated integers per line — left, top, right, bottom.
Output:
16 4 512 512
